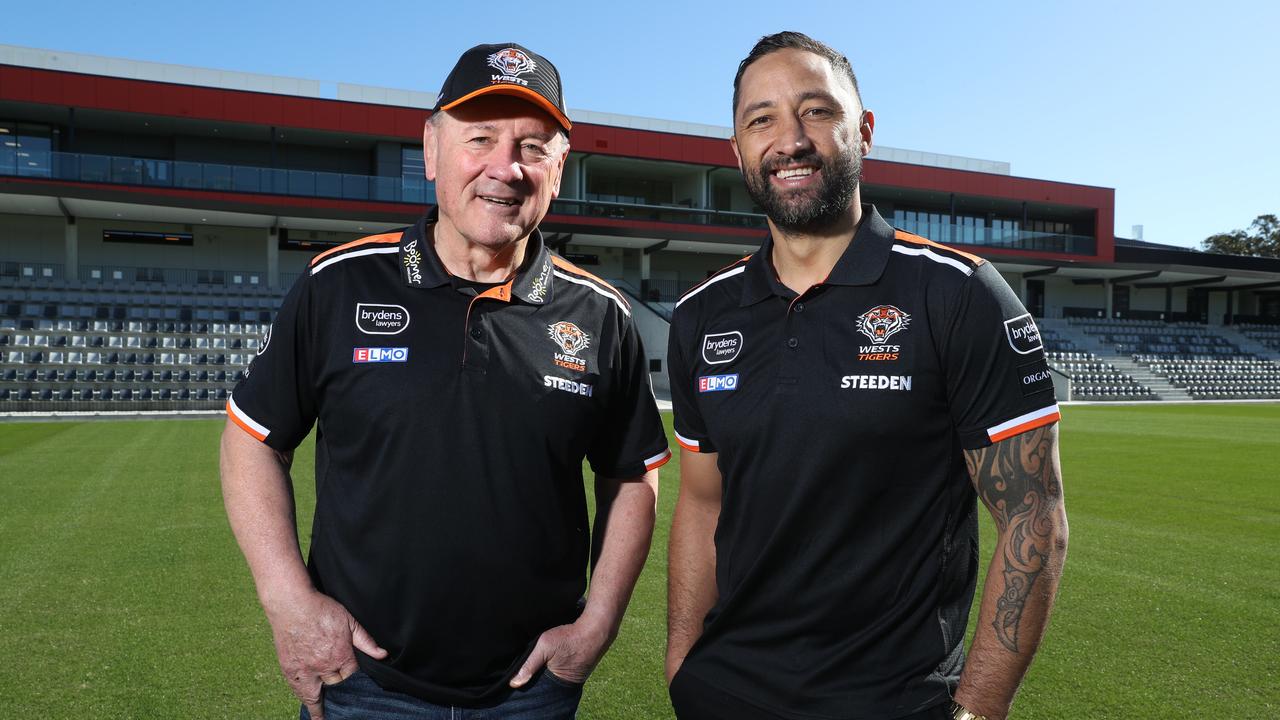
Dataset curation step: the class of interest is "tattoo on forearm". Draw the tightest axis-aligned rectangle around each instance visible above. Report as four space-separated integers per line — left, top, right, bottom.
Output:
964 427 1060 653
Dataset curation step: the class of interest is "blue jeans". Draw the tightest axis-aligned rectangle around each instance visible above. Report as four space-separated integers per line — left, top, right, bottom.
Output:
300 668 583 720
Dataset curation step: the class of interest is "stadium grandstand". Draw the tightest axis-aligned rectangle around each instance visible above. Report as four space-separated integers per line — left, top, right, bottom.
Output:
2 43 1279 412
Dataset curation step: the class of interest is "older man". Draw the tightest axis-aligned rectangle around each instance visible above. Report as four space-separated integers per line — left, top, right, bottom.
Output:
666 32 1068 720
221 43 669 720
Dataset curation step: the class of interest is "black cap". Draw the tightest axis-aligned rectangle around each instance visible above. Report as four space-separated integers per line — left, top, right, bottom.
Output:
432 43 571 132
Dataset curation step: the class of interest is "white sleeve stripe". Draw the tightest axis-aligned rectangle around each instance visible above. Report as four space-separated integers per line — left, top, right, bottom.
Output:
986 404 1060 438
552 270 631 316
675 265 747 308
643 449 672 467
673 430 700 449
890 244 974 276
228 394 271 439
311 246 400 275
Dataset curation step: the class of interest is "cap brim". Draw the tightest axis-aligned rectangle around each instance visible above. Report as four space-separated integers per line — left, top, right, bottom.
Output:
438 85 572 132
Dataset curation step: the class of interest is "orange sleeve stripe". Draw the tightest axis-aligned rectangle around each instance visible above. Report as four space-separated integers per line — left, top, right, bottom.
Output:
309 233 402 268
893 230 986 266
225 399 268 442
988 410 1060 444
645 449 673 471
675 437 701 453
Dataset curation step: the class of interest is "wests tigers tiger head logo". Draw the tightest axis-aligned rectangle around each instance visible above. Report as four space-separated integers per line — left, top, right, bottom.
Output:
487 48 537 78
547 321 590 356
856 305 911 345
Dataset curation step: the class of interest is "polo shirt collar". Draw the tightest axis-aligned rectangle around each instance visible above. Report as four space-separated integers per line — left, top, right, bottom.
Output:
739 204 896 306
399 209 554 305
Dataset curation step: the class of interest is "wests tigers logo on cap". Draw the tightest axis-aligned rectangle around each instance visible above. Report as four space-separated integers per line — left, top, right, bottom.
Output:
488 48 537 82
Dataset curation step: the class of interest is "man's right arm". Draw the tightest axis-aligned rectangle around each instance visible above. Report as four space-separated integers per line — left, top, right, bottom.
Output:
666 448 723 684
219 419 386 720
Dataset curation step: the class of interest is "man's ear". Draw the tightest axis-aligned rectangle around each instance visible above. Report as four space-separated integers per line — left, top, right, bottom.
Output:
860 109 875 157
729 134 745 175
549 136 570 199
423 116 439 182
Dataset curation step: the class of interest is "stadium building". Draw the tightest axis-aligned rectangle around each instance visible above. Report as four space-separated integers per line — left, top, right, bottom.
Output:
2 44 1279 411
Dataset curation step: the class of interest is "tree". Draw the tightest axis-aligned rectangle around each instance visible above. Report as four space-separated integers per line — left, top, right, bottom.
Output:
1202 214 1280 258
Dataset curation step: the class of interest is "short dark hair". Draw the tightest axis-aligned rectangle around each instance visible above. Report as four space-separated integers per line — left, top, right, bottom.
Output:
732 31 861 119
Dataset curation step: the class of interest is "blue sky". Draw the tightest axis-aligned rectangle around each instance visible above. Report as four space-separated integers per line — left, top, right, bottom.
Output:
4 0 1277 248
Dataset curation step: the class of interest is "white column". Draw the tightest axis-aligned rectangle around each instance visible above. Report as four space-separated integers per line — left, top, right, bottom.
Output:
1104 279 1113 318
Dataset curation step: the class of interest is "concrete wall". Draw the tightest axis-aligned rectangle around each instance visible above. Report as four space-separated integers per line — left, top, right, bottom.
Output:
652 250 748 291
1128 286 1168 312
1042 278 1105 318
1207 291 1227 325
561 244 629 284
0 213 65 263
75 218 265 273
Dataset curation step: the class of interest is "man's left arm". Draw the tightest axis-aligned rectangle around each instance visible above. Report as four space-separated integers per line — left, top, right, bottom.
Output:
954 423 1068 720
511 470 659 686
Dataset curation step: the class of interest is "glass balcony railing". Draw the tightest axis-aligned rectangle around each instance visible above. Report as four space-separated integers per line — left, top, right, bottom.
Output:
0 149 437 205
0 149 1097 254
897 220 1097 256
550 197 768 229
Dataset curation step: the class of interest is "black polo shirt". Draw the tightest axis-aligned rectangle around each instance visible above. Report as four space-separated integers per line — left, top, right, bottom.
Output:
667 206 1059 719
227 213 670 706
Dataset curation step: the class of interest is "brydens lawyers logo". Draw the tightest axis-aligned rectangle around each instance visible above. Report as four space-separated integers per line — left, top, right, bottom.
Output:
702 331 743 365
353 347 408 363
355 303 410 335
548 321 590 372
488 48 536 87
1004 313 1044 355
856 305 911 345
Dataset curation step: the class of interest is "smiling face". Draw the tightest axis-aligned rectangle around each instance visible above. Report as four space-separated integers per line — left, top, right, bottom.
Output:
424 95 569 253
731 48 873 234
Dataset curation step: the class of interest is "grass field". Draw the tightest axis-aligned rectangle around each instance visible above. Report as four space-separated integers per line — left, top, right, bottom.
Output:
1 404 1277 719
